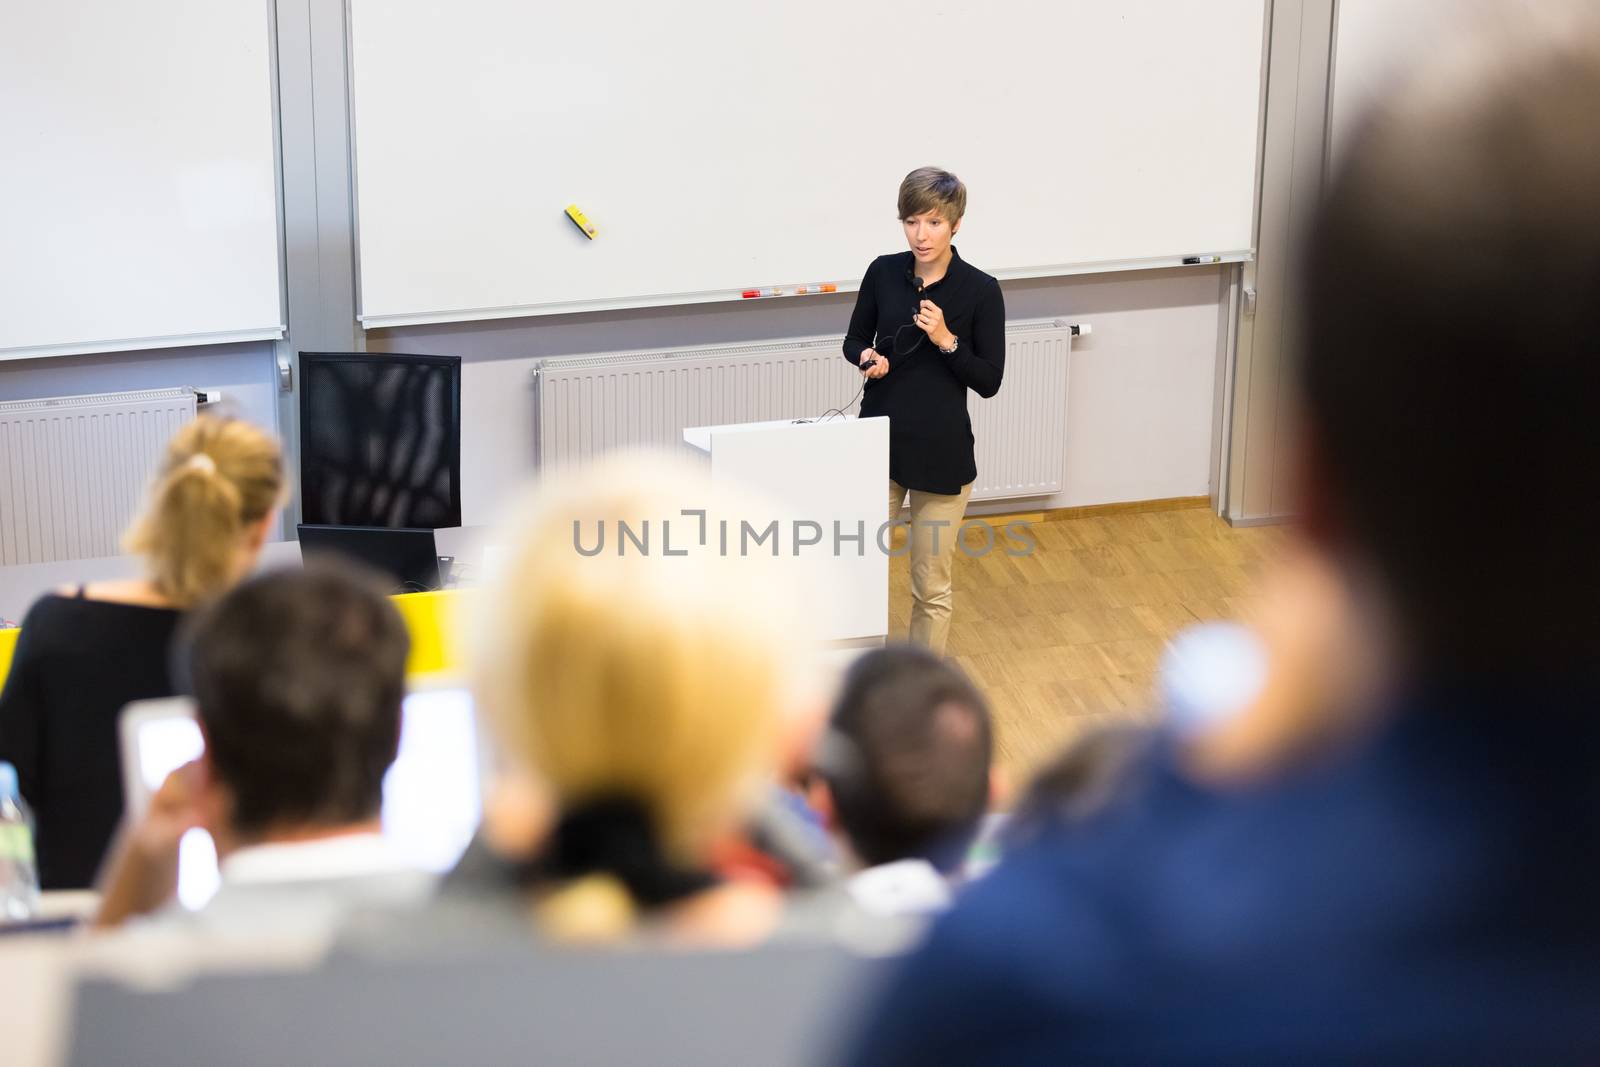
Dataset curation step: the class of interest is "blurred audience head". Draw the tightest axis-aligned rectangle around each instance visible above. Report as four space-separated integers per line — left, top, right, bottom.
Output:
474 451 797 940
178 564 409 848
1297 17 1600 675
124 415 285 608
810 645 992 874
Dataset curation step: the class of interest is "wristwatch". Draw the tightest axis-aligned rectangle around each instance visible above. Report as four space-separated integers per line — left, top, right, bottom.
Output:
938 336 959 355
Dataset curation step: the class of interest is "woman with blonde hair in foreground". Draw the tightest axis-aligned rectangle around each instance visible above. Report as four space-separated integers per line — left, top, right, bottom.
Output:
468 452 801 947
0 416 285 889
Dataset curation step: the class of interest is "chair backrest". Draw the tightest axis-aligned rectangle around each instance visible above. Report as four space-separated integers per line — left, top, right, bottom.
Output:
67 941 889 1067
298 351 462 529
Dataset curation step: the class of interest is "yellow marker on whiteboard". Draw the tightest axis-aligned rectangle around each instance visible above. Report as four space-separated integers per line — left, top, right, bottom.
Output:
565 204 598 240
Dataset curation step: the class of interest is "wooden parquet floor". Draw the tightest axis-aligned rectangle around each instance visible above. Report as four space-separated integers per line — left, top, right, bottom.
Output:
886 503 1291 784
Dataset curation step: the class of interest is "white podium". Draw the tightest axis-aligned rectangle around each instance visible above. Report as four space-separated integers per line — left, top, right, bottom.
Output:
683 416 889 646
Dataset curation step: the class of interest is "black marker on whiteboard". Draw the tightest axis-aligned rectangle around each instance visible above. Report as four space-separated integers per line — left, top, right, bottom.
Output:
1182 254 1221 264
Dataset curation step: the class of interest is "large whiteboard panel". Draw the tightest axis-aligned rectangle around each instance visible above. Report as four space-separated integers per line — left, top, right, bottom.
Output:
350 0 1266 328
0 0 284 361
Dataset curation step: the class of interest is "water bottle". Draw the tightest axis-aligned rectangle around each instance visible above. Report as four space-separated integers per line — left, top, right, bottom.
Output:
0 761 40 922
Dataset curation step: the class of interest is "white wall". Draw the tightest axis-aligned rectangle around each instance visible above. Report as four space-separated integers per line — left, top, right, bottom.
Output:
1330 0 1542 164
1225 0 1574 526
369 265 1226 525
1010 269 1225 511
0 342 280 431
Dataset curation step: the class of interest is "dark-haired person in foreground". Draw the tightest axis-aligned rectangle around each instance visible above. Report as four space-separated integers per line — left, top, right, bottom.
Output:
94 565 430 936
848 21 1600 1064
807 646 993 917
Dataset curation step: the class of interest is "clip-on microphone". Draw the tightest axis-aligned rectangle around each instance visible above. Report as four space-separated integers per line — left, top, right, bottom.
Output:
901 269 928 361
906 268 926 310
862 270 928 375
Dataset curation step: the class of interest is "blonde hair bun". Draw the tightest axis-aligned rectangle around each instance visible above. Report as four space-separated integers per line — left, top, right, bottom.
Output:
123 416 284 608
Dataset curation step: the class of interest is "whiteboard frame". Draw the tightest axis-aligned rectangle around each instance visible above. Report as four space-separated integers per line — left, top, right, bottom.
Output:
344 0 1263 332
0 0 287 363
0 327 286 364
356 251 1252 330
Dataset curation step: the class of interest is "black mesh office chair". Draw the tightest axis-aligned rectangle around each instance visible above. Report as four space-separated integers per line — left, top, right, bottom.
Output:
298 351 462 529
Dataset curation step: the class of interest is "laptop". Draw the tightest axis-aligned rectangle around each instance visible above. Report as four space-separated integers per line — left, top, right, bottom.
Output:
297 524 445 593
118 684 484 910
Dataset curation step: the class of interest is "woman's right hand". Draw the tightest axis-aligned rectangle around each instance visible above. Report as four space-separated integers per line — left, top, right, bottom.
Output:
861 352 890 379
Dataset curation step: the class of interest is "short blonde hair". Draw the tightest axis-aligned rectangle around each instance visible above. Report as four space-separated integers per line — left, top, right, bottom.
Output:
474 452 795 937
898 166 967 223
123 416 284 609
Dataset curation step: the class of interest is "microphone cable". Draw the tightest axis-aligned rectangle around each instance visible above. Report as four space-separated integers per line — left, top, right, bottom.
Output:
798 270 927 423
798 354 871 423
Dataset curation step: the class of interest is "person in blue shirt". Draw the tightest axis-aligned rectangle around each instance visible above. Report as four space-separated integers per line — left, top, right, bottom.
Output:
846 22 1600 1066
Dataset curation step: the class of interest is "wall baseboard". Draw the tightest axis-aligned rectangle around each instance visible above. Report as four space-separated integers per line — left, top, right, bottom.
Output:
977 495 1211 526
1046 495 1211 521
1223 512 1294 528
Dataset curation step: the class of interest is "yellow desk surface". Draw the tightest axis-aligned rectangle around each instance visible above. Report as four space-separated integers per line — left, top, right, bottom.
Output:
390 588 471 679
0 627 17 690
0 589 470 693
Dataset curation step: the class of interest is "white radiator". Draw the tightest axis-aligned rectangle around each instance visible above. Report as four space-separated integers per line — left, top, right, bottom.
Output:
0 388 198 565
532 318 1074 502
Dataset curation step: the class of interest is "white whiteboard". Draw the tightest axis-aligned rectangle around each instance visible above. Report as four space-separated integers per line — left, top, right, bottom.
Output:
349 0 1265 328
0 0 284 361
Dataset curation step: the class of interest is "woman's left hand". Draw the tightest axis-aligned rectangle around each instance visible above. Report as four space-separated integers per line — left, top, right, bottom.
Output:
916 300 955 349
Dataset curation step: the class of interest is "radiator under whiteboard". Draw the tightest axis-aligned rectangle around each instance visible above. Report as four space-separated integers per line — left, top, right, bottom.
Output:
0 388 198 566
532 318 1072 502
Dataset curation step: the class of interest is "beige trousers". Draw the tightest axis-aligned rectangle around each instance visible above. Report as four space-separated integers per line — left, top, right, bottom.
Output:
889 478 976 655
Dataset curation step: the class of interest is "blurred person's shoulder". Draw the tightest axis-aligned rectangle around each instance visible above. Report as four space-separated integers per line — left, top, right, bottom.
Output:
894 692 1600 1046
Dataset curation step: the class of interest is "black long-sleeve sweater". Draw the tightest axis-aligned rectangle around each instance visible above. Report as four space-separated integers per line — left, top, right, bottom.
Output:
843 248 1005 494
0 593 183 888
